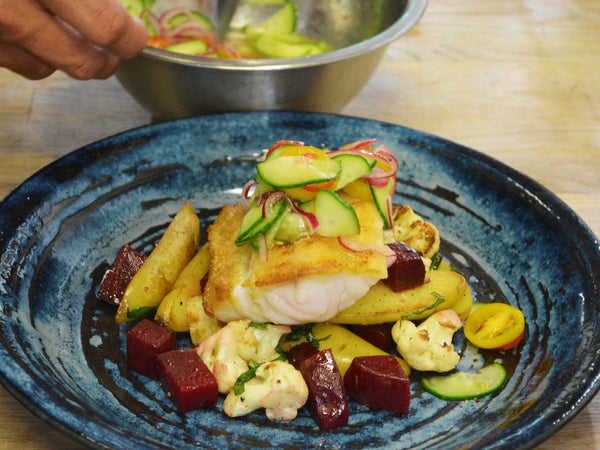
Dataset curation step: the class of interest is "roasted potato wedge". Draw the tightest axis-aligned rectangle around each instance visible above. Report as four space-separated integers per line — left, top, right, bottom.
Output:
116 202 200 323
329 270 467 325
155 243 211 332
187 295 222 345
450 285 474 321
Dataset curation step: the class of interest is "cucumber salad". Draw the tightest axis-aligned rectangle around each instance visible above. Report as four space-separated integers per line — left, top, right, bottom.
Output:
118 0 333 58
99 138 526 429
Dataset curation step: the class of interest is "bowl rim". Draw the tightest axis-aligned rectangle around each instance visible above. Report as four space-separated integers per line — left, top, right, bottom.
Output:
137 0 428 70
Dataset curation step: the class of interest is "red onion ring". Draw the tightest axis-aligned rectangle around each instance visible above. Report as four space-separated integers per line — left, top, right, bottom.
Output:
158 6 194 27
257 234 269 262
241 180 256 207
338 139 378 152
337 237 397 268
288 201 319 232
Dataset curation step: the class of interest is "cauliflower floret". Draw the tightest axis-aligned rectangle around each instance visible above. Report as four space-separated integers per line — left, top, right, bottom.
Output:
391 204 440 260
392 310 463 372
196 319 291 394
223 360 308 421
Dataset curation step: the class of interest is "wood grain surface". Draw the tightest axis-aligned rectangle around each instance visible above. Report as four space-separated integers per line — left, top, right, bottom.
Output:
0 0 599 448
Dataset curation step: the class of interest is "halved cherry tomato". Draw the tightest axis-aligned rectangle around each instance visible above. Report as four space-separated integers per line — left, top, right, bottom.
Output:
147 36 173 49
265 140 304 158
341 178 372 201
464 303 525 350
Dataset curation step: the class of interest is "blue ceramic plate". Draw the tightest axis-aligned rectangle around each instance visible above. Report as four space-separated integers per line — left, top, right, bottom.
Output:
0 112 599 449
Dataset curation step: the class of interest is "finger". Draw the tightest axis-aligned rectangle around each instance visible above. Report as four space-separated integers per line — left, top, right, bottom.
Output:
0 42 55 80
0 0 120 80
38 0 148 59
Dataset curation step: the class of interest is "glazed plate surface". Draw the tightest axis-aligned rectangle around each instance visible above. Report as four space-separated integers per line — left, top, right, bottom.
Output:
0 112 599 449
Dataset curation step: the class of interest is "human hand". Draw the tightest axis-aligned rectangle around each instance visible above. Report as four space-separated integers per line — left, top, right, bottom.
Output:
0 0 148 80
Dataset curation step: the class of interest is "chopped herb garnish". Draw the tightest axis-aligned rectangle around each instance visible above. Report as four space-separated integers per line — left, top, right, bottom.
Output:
275 344 288 358
249 322 268 330
284 323 330 349
233 353 289 396
430 252 443 270
234 362 260 396
402 292 446 319
126 306 157 320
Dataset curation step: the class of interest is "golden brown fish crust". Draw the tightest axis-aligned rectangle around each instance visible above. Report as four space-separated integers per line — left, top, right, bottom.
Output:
203 198 388 319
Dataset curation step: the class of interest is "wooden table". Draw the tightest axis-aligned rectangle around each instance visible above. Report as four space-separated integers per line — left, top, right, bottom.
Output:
1 0 599 448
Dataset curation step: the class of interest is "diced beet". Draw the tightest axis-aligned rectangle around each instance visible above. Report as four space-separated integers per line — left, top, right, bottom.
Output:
127 319 177 380
383 241 426 292
344 355 410 414
98 245 147 305
349 324 394 352
300 349 349 430
287 342 320 371
158 349 218 413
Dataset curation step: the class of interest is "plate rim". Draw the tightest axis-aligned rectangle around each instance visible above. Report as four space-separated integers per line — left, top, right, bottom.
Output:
0 111 599 449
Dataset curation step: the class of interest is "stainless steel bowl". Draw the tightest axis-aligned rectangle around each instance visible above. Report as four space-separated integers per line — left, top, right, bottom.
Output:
116 0 428 120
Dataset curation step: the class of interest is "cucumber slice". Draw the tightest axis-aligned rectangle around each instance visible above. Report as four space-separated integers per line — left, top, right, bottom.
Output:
118 0 146 17
167 11 214 30
331 154 373 190
274 210 310 243
421 363 507 401
246 1 296 37
314 189 360 236
142 13 158 36
166 40 210 56
264 144 297 161
370 177 395 229
249 209 285 249
253 32 328 58
237 203 264 243
236 199 287 246
257 156 341 189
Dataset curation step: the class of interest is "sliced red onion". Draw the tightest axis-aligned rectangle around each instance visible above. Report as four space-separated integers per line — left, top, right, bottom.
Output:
158 6 194 27
326 147 378 160
327 144 398 179
241 180 256 207
373 145 399 172
261 191 284 218
141 11 161 34
171 22 215 40
288 201 319 232
255 190 319 232
338 139 378 152
363 167 395 187
257 234 269 262
337 237 397 268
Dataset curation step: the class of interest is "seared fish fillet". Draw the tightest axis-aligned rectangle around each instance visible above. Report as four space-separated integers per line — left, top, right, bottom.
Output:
203 198 388 325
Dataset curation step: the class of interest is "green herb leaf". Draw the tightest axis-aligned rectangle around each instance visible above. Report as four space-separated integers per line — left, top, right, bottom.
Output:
234 362 260 396
284 323 330 349
430 252 443 270
126 306 157 320
232 353 289 396
402 292 446 319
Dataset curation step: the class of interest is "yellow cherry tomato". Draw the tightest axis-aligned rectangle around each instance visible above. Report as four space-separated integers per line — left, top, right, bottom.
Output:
341 178 372 201
464 303 525 350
